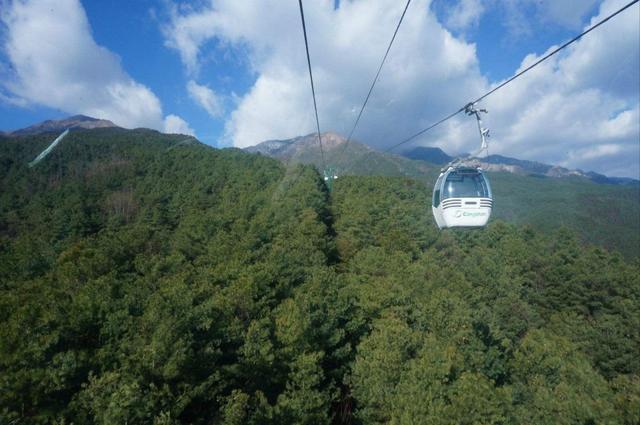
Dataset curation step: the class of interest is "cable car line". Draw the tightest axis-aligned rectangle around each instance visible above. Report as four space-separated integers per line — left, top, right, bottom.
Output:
472 0 639 107
374 0 640 156
340 0 638 229
333 0 412 167
298 0 326 171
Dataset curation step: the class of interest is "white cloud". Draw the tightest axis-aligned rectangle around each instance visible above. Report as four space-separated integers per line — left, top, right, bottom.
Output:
164 0 487 150
445 0 484 31
498 0 600 39
163 0 639 177
568 143 623 162
164 114 196 136
187 80 223 118
483 0 640 177
162 5 216 75
536 0 600 29
0 0 194 134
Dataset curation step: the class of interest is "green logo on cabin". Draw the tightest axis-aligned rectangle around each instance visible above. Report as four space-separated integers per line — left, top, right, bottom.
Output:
463 211 486 217
456 210 486 218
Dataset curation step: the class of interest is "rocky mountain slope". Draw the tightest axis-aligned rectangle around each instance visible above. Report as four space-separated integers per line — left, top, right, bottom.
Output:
401 147 638 186
247 132 436 178
7 115 117 136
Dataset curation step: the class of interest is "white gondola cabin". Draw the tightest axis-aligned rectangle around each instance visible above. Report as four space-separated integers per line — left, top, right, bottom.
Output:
432 166 492 228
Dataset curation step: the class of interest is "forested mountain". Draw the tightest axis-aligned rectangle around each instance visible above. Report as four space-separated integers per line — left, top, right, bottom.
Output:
251 132 640 185
247 132 435 178
400 147 640 186
248 132 640 258
1 128 638 424
401 146 453 165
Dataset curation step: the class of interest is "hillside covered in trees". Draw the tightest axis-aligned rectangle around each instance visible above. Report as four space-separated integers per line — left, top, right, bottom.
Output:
1 129 639 424
248 132 640 258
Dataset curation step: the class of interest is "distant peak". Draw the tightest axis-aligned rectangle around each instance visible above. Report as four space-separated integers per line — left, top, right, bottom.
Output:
66 114 100 122
246 131 358 160
316 131 347 148
320 131 345 139
9 115 118 136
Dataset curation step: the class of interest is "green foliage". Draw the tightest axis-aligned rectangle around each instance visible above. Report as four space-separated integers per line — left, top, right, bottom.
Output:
509 330 616 424
0 129 638 423
489 171 640 259
278 138 640 258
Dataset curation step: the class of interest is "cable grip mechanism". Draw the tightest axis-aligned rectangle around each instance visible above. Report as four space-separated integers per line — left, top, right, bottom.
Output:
465 103 490 155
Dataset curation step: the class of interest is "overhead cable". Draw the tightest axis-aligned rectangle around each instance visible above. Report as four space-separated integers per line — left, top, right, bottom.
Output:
381 0 640 154
333 0 412 165
298 0 326 171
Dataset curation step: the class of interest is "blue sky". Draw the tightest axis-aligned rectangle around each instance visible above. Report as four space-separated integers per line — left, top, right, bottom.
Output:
1 0 638 177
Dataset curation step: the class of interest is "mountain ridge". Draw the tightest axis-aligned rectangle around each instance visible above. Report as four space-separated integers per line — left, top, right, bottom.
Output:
400 147 639 186
245 132 639 257
480 154 637 186
7 116 635 185
247 134 637 186
7 115 118 136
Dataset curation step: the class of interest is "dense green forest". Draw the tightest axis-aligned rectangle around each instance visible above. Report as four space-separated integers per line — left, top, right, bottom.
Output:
1 129 639 424
255 134 640 258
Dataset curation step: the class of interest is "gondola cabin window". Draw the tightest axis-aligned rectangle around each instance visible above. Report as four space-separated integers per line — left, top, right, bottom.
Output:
443 170 491 199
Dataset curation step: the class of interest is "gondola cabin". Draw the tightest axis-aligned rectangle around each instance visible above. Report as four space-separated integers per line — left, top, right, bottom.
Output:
432 166 492 228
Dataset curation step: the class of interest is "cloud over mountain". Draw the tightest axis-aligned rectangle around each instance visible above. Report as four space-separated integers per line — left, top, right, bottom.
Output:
164 114 196 136
163 0 638 178
163 0 487 149
483 0 639 177
187 80 223 118
0 0 191 133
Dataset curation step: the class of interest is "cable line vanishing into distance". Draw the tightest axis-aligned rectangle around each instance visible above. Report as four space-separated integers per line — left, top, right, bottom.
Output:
378 0 640 155
298 0 326 171
332 0 412 166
